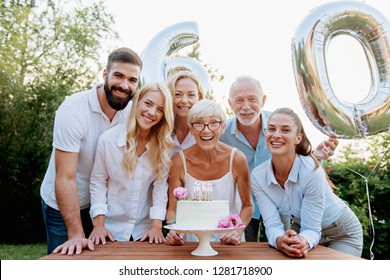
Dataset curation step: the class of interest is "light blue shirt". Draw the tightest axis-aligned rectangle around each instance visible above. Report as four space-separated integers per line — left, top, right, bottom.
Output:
220 111 272 219
251 155 346 249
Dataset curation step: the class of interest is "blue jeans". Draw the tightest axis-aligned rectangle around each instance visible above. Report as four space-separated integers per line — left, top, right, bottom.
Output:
41 199 93 254
245 218 261 242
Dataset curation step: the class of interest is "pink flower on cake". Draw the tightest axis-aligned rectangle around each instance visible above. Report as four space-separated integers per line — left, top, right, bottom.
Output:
173 187 187 200
217 217 231 229
229 214 245 227
217 214 245 229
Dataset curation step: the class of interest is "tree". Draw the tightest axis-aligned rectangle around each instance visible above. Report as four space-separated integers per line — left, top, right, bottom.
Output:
0 0 118 243
323 131 390 259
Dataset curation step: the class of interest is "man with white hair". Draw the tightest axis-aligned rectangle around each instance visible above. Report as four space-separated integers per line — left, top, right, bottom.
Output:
220 76 338 242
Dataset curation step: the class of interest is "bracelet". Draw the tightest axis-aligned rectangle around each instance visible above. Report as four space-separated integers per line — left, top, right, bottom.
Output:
166 219 176 225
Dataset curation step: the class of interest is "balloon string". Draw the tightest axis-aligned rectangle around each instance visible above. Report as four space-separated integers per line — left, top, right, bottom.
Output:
346 144 389 260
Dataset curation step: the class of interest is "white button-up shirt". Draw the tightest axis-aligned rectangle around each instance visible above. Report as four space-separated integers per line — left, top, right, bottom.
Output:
251 155 346 249
90 123 168 241
171 132 196 158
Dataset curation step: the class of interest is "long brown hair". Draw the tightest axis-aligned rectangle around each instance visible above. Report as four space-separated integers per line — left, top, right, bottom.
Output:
270 108 336 189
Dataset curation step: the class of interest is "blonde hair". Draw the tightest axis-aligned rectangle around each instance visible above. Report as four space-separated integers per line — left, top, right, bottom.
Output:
167 71 205 101
123 82 175 182
187 99 226 126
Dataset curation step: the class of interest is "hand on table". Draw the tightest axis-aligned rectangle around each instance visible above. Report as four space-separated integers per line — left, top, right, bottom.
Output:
276 230 309 258
53 234 94 255
220 229 242 245
88 225 114 245
140 221 165 244
165 230 184 245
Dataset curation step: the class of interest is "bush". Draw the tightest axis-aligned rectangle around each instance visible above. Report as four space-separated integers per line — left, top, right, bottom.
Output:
323 131 389 259
0 0 117 244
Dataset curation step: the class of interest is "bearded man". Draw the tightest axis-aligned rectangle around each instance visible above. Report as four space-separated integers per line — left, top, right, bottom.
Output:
40 48 142 255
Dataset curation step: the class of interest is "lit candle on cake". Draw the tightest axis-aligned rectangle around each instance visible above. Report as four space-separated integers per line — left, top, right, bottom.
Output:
201 182 213 201
193 181 202 200
207 182 213 201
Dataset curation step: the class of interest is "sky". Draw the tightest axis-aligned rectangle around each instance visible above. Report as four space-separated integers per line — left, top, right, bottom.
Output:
103 0 389 153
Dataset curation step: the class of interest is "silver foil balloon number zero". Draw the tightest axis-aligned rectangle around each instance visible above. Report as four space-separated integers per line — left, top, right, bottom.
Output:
291 1 390 139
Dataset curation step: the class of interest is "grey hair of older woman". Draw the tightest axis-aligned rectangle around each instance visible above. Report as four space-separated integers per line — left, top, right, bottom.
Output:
187 99 226 126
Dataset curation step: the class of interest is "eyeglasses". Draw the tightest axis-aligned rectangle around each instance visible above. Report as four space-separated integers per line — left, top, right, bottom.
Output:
191 121 222 132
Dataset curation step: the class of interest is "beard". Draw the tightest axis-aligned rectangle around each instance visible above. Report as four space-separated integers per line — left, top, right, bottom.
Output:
236 109 261 126
104 80 133 111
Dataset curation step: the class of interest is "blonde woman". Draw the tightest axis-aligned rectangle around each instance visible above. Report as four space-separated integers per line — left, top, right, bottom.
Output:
167 71 205 157
89 82 174 244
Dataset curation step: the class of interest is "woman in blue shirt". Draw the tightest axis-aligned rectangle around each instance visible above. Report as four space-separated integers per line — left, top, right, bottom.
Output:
251 107 362 258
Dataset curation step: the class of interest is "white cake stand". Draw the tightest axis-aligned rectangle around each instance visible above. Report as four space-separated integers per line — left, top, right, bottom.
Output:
164 225 245 256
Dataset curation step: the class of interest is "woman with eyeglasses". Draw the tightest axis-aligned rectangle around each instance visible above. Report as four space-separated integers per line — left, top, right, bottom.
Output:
165 99 254 245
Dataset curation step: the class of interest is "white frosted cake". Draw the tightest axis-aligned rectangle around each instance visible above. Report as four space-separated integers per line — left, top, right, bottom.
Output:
175 200 229 229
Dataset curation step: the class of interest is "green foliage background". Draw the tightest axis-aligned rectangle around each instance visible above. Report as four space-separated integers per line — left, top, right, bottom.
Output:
323 132 389 260
0 0 117 243
0 0 388 260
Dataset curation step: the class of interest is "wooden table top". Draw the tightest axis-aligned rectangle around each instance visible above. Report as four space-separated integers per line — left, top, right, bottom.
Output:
40 241 363 260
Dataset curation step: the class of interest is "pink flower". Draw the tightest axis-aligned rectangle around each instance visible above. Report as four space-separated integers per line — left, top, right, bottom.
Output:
217 214 245 229
229 213 245 227
217 217 231 229
173 187 187 200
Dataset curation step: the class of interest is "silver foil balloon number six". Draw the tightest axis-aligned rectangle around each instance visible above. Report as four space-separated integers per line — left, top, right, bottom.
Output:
140 21 210 95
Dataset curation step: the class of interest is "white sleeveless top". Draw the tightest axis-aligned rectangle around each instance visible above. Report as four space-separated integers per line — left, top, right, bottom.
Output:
179 148 243 242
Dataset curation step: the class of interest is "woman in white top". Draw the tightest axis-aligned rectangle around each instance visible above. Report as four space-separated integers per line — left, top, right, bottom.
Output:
251 108 363 258
167 71 205 157
88 82 174 244
165 100 254 245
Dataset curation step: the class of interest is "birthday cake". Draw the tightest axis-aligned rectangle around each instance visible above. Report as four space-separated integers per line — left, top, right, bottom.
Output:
175 200 229 229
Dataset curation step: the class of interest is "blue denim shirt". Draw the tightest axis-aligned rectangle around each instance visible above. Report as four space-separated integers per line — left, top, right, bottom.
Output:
220 110 272 219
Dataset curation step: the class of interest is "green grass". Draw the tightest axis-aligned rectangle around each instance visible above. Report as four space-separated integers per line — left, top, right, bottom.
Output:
0 243 46 260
